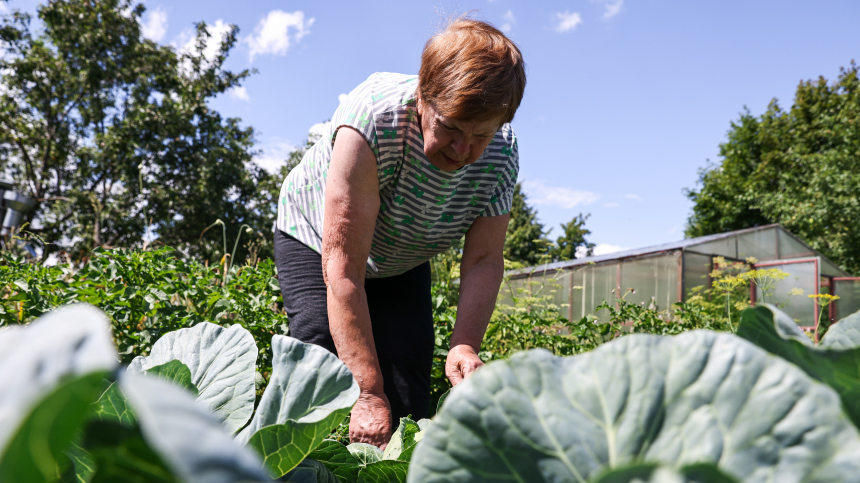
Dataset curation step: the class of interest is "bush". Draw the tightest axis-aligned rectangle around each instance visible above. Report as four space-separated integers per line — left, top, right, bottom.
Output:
0 247 287 376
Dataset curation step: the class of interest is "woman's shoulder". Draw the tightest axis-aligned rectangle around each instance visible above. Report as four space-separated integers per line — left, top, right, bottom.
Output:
482 124 518 164
346 72 418 110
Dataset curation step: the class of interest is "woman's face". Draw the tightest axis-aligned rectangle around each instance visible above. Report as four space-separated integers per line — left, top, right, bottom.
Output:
417 98 501 172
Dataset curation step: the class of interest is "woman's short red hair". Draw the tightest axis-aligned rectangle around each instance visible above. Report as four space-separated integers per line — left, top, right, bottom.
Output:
418 17 526 124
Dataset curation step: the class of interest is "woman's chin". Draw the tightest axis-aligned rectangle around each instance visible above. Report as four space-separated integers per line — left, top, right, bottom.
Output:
434 154 463 172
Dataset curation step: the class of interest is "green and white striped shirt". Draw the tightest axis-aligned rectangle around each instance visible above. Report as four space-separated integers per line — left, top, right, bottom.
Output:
276 72 518 278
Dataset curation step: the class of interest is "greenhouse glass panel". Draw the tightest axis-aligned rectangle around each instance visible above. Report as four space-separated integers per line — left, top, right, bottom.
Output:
820 258 847 277
499 269 569 311
834 279 860 320
683 251 712 298
688 237 736 258
583 263 618 323
620 253 680 312
570 268 585 320
737 227 777 261
755 261 816 326
778 229 815 259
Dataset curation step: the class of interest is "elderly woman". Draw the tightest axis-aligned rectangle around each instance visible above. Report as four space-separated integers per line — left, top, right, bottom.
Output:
274 18 525 447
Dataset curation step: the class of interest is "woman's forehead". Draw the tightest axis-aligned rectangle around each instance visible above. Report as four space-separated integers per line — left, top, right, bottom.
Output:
436 112 500 134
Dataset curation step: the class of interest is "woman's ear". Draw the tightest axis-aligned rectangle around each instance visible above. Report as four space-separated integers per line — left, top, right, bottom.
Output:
415 94 423 115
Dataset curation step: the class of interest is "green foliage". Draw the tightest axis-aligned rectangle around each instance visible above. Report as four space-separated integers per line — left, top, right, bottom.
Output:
686 62 860 273
0 247 287 374
307 418 428 483
503 183 549 266
0 0 277 261
503 183 593 265
551 213 594 261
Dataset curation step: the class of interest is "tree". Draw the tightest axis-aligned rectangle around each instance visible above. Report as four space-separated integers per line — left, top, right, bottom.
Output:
551 213 594 261
685 62 860 273
503 183 549 266
0 0 269 262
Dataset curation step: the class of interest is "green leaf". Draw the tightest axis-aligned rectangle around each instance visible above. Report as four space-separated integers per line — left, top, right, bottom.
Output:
128 322 257 433
62 441 96 483
82 420 177 483
119 371 270 483
347 443 382 466
0 372 107 482
237 335 359 477
283 458 341 483
591 463 739 483
90 383 135 427
736 305 860 427
382 418 420 462
409 331 860 482
0 305 117 455
820 310 860 349
435 390 450 414
247 416 344 479
144 360 198 396
308 440 361 483
358 460 408 483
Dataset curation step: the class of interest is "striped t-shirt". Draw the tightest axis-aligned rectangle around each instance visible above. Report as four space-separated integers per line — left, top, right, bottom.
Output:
276 72 519 278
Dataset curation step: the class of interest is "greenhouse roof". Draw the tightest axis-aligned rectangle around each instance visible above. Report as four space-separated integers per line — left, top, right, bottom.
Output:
507 224 850 278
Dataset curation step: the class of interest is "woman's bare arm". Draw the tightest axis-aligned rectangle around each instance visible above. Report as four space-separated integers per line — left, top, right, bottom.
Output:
446 214 509 385
322 127 391 447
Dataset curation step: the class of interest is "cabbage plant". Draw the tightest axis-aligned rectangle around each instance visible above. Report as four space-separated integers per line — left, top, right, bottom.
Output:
0 304 416 482
0 305 270 482
408 329 860 482
737 305 860 428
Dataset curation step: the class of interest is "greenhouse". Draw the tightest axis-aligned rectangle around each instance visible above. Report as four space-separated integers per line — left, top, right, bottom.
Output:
504 224 860 328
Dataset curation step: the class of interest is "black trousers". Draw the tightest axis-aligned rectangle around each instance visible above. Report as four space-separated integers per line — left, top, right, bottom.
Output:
273 229 434 421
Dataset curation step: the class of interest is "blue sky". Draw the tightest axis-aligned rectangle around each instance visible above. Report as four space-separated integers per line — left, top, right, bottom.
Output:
6 0 860 254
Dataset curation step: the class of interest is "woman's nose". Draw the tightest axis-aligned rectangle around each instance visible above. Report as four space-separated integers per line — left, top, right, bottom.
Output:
451 137 470 159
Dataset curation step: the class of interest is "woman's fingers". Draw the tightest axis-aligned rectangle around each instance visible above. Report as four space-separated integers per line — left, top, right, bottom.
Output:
446 344 485 386
349 392 393 449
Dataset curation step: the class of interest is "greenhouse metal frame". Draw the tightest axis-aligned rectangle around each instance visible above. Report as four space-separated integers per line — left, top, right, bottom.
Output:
503 224 860 329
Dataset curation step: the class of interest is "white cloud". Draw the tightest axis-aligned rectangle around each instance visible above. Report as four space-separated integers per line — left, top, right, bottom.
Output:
593 243 630 256
0 2 8 13
308 120 331 144
554 11 583 33
625 193 642 201
141 7 168 42
244 10 314 62
500 10 516 33
523 180 599 209
575 243 630 258
338 93 348 106
228 86 250 101
254 139 296 174
594 0 624 19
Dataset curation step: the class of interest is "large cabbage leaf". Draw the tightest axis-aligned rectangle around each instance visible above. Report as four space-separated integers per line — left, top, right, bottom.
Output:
0 305 116 466
736 305 860 427
0 372 108 482
128 321 257 433
591 463 737 483
119 371 271 483
237 335 359 477
409 331 860 483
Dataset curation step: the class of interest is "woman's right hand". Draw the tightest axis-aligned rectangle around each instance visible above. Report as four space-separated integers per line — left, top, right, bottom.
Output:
349 392 393 449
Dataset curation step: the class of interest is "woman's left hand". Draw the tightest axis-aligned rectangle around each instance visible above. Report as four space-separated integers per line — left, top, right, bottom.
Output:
446 344 484 386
